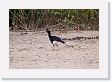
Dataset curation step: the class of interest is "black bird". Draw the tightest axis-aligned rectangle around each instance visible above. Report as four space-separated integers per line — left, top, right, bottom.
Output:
46 29 67 47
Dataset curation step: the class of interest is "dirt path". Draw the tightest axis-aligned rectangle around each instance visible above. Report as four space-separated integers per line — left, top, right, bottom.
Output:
9 31 99 69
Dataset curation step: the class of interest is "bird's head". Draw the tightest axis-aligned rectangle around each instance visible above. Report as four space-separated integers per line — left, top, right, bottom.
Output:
46 28 51 34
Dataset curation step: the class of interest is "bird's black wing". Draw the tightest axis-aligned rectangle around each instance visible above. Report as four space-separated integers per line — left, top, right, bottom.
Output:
50 36 61 41
50 36 65 43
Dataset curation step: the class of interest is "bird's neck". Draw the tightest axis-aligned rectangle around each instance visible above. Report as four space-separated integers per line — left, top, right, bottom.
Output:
48 32 51 37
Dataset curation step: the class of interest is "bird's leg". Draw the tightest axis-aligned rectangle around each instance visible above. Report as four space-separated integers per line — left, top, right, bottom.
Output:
55 43 58 50
53 41 58 48
51 42 55 50
53 44 55 47
55 43 58 47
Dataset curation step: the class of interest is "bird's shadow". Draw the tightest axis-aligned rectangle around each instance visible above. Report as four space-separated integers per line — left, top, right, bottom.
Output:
62 36 99 41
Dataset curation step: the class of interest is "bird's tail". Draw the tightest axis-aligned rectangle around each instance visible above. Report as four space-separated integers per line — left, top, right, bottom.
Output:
60 40 65 44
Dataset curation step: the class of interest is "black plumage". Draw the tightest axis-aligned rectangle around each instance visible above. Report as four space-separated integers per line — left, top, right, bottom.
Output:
46 29 65 47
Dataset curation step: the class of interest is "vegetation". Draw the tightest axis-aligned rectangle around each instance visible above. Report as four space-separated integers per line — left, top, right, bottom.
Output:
9 9 99 31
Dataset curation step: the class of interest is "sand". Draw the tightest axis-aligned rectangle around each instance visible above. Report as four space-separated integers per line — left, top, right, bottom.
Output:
9 31 99 69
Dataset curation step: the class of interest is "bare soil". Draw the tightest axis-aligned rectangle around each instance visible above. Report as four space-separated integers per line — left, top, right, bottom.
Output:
9 31 99 69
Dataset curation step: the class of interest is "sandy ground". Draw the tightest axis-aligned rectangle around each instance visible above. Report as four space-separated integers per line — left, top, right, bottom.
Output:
9 31 99 69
